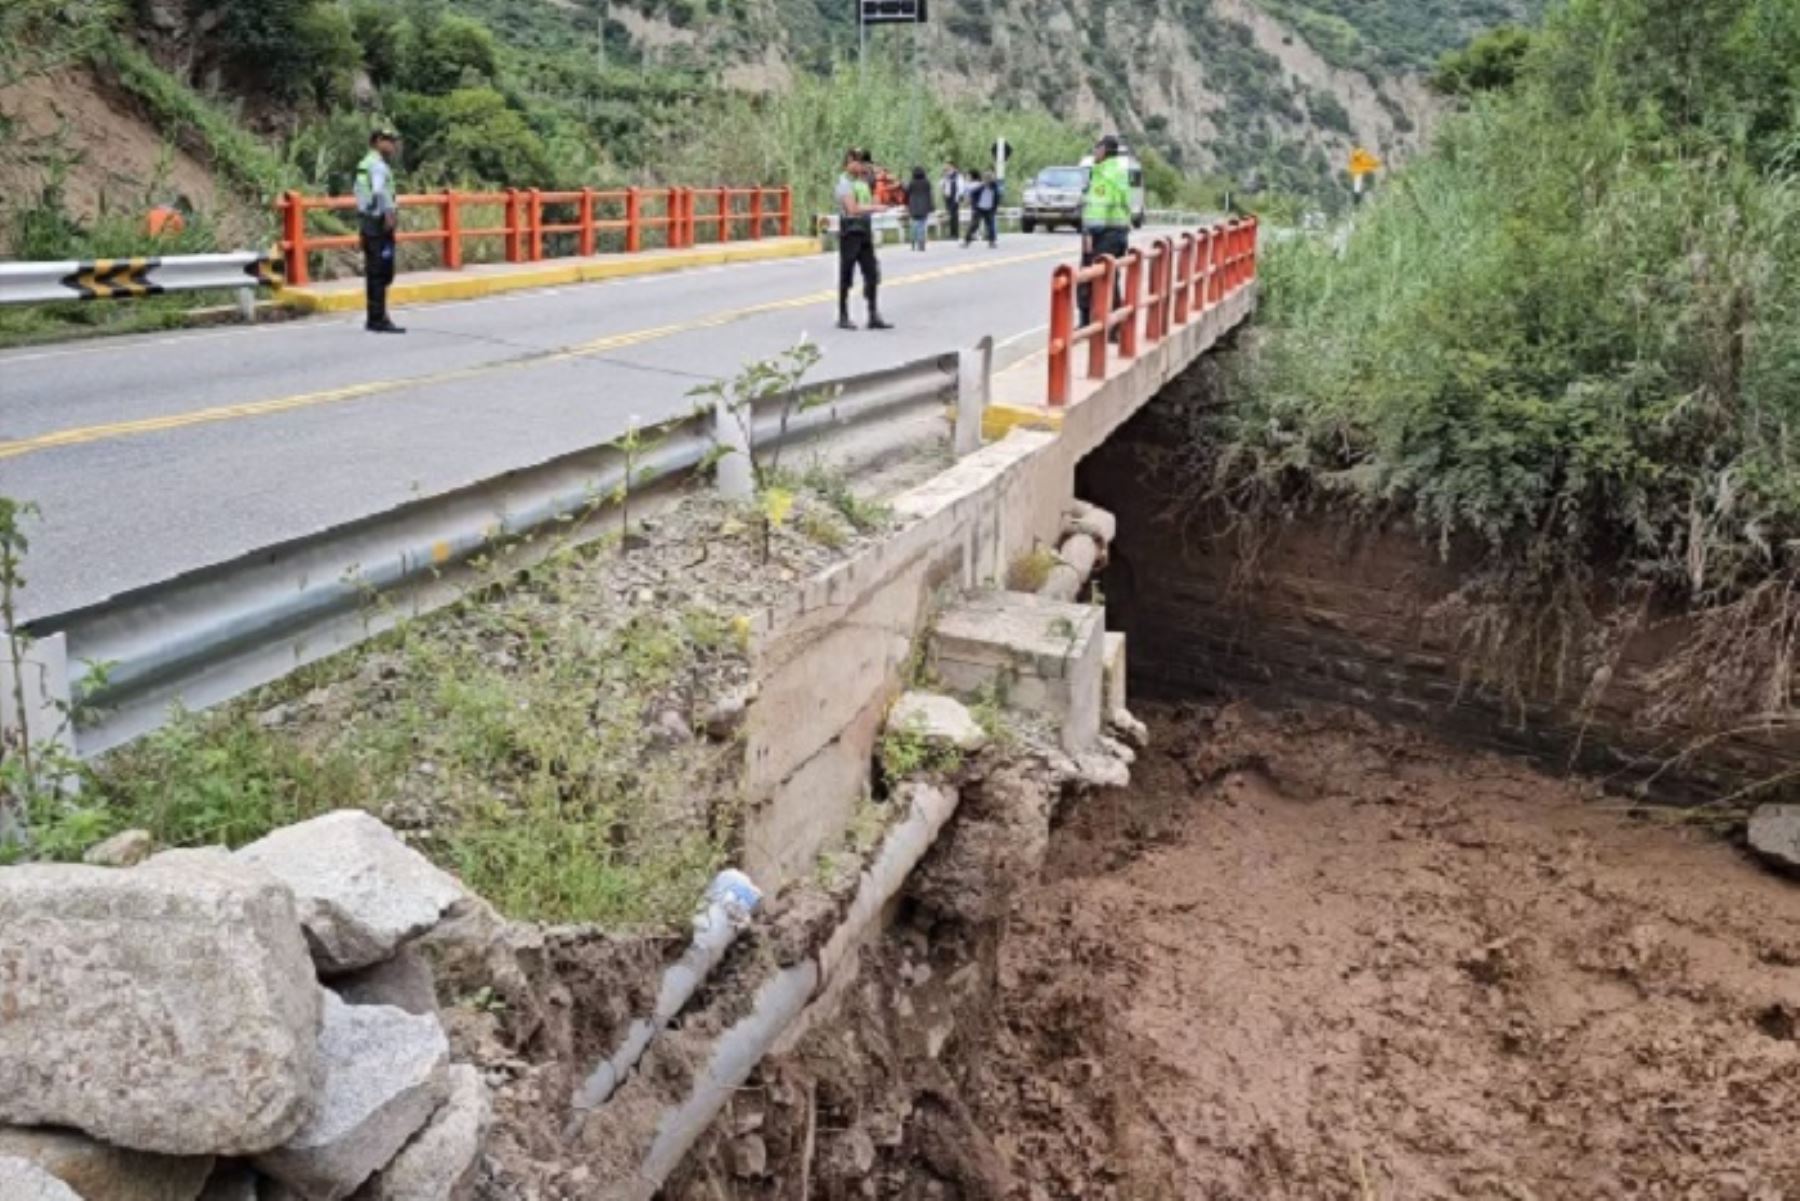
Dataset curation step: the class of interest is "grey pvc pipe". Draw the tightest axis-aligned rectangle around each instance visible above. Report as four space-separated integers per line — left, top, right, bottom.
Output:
566 871 762 1140
623 783 961 1196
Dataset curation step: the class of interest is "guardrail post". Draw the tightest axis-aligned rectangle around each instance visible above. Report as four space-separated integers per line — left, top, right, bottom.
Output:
1048 264 1075 408
1119 251 1143 361
956 336 992 456
234 286 256 323
579 187 597 257
626 188 642 253
1192 230 1210 314
1088 257 1113 382
280 191 309 287
750 188 764 241
712 401 754 500
442 191 463 270
528 188 544 262
779 186 793 237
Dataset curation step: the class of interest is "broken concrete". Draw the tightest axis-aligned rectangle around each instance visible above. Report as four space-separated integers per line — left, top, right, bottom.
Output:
1102 631 1127 714
0 856 321 1156
255 993 448 1201
0 1129 212 1201
931 591 1104 754
889 692 989 755
0 1157 86 1201
355 1064 490 1201
332 946 438 1018
236 811 466 974
1748 804 1800 873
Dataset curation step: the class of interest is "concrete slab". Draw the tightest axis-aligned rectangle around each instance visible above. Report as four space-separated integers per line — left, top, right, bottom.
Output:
1104 631 1128 714
930 591 1104 754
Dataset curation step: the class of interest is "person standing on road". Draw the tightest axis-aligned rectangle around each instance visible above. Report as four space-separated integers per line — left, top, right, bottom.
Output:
1079 134 1132 331
836 149 893 331
906 166 934 252
355 128 404 334
963 172 999 248
940 162 963 242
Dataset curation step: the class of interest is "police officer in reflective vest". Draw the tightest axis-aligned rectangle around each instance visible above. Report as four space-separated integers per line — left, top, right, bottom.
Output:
835 149 892 332
1079 135 1132 330
355 129 404 334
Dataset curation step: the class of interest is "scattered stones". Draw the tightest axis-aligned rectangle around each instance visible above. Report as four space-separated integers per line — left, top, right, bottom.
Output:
1071 749 1131 791
1748 804 1800 874
80 829 154 868
0 857 321 1156
1108 708 1149 751
332 946 439 1018
255 994 449 1201
0 1157 85 1201
237 811 466 974
355 1065 491 1201
729 1134 769 1179
889 692 989 754
0 1128 212 1201
650 709 694 747
703 690 751 741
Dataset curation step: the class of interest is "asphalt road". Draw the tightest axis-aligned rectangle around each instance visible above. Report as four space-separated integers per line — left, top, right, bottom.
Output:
0 229 1160 621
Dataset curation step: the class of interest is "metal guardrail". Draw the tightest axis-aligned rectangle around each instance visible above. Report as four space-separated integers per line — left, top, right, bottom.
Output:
9 351 974 759
0 252 283 314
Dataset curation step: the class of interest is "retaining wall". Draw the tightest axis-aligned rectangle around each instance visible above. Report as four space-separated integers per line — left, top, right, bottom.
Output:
739 285 1258 886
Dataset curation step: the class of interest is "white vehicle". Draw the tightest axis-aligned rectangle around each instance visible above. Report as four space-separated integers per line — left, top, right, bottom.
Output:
1023 146 1147 233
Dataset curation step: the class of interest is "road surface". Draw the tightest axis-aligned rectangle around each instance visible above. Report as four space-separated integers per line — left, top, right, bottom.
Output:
0 229 1162 621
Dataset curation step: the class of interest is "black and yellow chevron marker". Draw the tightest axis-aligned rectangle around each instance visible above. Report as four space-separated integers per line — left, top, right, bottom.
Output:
244 255 286 288
58 258 163 301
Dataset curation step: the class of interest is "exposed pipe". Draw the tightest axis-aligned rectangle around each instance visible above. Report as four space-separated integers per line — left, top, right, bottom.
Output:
619 782 961 1197
564 870 763 1139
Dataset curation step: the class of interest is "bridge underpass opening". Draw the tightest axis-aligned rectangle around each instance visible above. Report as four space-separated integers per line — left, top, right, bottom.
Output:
897 352 1800 1199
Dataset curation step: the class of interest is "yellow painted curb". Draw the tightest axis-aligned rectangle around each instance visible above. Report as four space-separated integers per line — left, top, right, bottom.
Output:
983 404 1064 441
279 238 820 314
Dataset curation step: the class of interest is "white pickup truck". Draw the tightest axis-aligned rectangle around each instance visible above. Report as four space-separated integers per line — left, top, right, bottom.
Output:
1021 153 1147 233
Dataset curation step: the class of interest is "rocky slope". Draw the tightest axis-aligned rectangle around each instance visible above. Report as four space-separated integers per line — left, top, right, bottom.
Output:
604 0 1538 196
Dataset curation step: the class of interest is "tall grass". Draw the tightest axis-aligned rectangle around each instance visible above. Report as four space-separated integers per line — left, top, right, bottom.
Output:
1226 0 1800 611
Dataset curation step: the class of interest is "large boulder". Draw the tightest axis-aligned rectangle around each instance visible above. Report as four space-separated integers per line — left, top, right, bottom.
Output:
0 1128 211 1201
354 1065 491 1201
237 811 465 975
255 994 448 1201
0 854 321 1155
0 1157 86 1201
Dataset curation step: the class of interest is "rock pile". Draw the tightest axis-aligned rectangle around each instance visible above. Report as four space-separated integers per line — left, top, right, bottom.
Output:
0 811 492 1201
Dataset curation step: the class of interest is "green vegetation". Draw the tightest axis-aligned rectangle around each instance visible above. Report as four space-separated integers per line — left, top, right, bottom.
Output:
1255 0 1544 73
1218 0 1800 707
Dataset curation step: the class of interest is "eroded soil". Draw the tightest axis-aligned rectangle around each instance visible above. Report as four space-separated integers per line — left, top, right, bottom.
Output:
969 704 1800 1201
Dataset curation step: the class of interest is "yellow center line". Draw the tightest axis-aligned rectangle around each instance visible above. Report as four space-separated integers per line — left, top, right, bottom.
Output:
0 247 1072 462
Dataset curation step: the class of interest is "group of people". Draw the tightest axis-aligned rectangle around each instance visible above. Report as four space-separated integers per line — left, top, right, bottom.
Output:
901 163 1002 252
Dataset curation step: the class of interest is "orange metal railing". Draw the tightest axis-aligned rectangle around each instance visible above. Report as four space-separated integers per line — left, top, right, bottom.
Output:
275 185 795 287
1047 216 1259 408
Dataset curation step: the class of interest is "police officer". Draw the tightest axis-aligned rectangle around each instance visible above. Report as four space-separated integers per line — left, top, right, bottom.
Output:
1079 134 1132 330
835 149 892 332
355 128 404 334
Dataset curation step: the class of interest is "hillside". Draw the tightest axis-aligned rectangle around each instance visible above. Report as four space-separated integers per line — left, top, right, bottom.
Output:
0 0 1538 264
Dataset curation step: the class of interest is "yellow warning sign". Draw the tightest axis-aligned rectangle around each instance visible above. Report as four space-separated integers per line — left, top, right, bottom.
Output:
1349 148 1383 178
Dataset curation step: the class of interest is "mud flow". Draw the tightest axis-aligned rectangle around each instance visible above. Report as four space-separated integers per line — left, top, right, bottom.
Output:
961 704 1800 1201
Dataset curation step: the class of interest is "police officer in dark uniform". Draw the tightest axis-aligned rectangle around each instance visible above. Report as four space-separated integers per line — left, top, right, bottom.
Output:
355 128 404 334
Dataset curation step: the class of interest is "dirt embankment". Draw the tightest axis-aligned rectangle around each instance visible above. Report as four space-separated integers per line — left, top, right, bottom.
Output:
967 704 1800 1200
